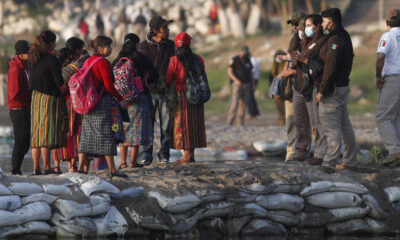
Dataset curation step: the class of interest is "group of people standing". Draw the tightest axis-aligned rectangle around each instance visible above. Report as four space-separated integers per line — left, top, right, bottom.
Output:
7 15 207 177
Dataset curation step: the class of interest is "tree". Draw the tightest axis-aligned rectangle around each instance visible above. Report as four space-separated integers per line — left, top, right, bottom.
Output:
216 0 230 36
228 0 245 38
246 0 263 35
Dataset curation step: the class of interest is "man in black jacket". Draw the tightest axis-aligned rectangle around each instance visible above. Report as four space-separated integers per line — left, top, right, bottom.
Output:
316 8 357 171
138 16 175 166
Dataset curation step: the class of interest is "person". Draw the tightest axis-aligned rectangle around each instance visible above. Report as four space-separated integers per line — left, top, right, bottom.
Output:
269 50 287 126
0 49 10 106
209 1 219 33
316 8 357 170
293 14 328 164
112 33 158 169
77 35 127 178
95 12 105 36
226 45 254 126
166 32 207 164
52 37 89 173
376 9 400 166
139 16 175 166
246 51 260 120
134 9 147 42
78 17 89 42
29 30 68 175
7 40 31 175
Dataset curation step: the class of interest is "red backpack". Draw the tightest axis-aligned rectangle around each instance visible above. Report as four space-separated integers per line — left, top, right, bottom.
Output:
113 57 144 102
68 56 104 114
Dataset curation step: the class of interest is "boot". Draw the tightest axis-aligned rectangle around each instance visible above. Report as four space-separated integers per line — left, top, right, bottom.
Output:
189 149 195 163
174 150 191 165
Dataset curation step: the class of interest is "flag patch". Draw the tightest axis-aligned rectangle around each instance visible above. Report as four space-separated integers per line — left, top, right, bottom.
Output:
380 40 386 47
331 43 338 50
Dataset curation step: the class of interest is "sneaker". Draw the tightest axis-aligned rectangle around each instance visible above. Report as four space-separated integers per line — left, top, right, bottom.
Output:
137 159 152 167
381 152 400 166
319 165 335 174
159 158 169 164
308 158 323 165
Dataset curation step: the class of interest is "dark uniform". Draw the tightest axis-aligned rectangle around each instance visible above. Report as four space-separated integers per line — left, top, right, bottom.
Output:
318 25 357 167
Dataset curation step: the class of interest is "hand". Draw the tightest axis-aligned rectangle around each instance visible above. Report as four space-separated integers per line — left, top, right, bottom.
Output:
234 81 242 87
316 92 323 103
376 77 385 89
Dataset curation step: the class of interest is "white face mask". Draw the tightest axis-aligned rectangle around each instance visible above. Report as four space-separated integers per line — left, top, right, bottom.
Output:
305 26 315 37
298 30 304 40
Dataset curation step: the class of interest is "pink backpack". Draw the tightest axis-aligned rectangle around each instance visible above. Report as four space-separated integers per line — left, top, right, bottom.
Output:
69 56 104 114
113 57 144 102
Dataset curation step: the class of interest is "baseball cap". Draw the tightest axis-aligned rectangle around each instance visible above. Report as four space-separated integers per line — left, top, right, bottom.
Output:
386 8 400 22
15 40 30 55
175 32 191 48
287 11 306 24
149 16 173 30
241 45 250 53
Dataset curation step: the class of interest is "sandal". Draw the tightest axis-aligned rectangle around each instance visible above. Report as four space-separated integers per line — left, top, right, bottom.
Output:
53 167 62 175
78 170 88 174
130 162 138 168
33 169 42 176
118 163 128 169
110 171 128 178
69 165 78 173
44 169 56 175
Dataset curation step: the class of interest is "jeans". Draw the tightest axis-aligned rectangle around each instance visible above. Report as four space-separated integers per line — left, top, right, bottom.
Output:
9 108 30 174
140 93 171 162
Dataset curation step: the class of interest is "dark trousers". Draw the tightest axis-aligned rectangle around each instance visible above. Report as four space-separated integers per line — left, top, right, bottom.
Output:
9 108 30 174
246 88 260 117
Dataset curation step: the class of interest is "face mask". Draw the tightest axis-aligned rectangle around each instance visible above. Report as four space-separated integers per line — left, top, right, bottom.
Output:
298 31 304 40
305 27 314 37
323 21 332 35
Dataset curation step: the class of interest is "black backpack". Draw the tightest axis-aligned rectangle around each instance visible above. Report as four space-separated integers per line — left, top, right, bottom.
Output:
185 56 211 104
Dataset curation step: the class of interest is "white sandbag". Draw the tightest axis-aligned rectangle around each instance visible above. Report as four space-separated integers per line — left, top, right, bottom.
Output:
300 212 333 227
229 203 267 218
195 189 225 202
365 218 391 234
216 149 247 160
80 179 120 197
306 192 362 209
110 186 144 199
94 206 128 237
42 184 72 195
51 212 96 237
148 191 201 214
126 208 170 231
170 210 203 234
252 141 287 156
225 215 252 236
238 183 271 195
327 219 372 235
384 186 400 203
198 217 226 234
21 193 57 205
241 219 287 237
0 184 11 196
0 126 13 138
272 181 302 194
227 192 257 203
0 202 51 227
256 193 304 212
265 210 300 226
60 172 100 185
0 221 54 238
54 198 110 220
362 194 389 219
329 206 371 222
201 202 236 219
301 181 368 196
56 226 77 238
0 195 21 211
8 182 43 196
90 193 111 204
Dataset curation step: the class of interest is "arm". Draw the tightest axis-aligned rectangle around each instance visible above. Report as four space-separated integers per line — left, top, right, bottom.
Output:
318 37 340 95
228 67 241 86
49 56 67 94
165 57 176 86
376 53 386 89
96 59 123 101
143 55 159 85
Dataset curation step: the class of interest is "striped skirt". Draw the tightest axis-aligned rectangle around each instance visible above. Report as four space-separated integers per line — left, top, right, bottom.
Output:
79 94 117 156
171 91 207 150
31 90 68 149
124 94 153 146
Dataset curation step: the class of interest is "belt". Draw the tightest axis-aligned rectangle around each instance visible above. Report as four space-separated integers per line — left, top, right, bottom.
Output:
10 107 28 111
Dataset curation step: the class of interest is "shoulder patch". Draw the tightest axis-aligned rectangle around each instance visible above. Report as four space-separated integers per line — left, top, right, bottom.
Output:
331 43 339 50
380 40 387 48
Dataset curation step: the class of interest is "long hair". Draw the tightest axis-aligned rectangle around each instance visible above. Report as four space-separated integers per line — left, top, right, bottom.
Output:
65 37 84 64
177 46 195 73
301 14 323 51
112 33 140 67
29 30 56 67
88 35 112 55
57 47 70 66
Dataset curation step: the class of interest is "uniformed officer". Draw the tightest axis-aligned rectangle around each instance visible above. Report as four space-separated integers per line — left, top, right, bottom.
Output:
316 8 357 170
376 9 400 166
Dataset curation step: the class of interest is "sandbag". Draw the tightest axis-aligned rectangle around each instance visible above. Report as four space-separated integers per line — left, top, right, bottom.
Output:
327 219 372 235
201 202 235 219
0 184 11 196
365 218 391 234
384 186 400 203
256 193 304 212
237 183 271 195
80 179 120 197
170 210 203 234
93 206 128 237
252 141 287 156
229 203 267 218
0 202 51 227
329 206 371 222
225 215 252 236
0 195 21 211
306 192 362 209
227 192 257 203
51 212 97 237
195 189 225 202
54 198 110 220
8 182 43 196
60 172 99 184
42 184 72 195
0 221 54 238
362 194 389 219
110 186 144 199
148 191 201 214
241 219 287 237
300 181 368 196
265 210 300 226
300 212 333 227
272 181 302 194
21 193 57 205
56 226 77 238
198 218 226 234
126 208 170 231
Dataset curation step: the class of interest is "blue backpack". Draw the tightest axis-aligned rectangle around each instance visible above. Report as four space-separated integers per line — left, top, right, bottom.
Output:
185 56 211 104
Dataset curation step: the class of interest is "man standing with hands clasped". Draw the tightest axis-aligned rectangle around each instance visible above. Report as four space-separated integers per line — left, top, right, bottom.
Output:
376 9 400 166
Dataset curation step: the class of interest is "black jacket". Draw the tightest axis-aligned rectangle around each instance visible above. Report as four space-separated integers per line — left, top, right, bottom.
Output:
29 54 63 96
318 25 354 95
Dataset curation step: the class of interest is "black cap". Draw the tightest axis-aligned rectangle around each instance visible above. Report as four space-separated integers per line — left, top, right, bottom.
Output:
241 45 250 53
149 16 173 30
287 11 306 24
321 8 342 24
15 40 30 55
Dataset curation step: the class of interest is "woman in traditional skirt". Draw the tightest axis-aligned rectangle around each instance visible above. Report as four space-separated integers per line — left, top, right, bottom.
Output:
52 37 89 173
112 33 158 168
77 36 127 178
29 30 68 175
166 32 207 164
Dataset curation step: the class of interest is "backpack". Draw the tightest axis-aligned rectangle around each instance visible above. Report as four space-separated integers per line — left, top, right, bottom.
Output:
185 56 211 104
113 57 144 102
68 56 104 114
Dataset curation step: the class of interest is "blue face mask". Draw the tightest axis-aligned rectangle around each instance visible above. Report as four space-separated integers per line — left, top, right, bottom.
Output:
305 26 315 37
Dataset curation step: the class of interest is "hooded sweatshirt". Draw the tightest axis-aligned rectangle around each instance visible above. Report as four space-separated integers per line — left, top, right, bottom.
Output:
7 56 31 109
